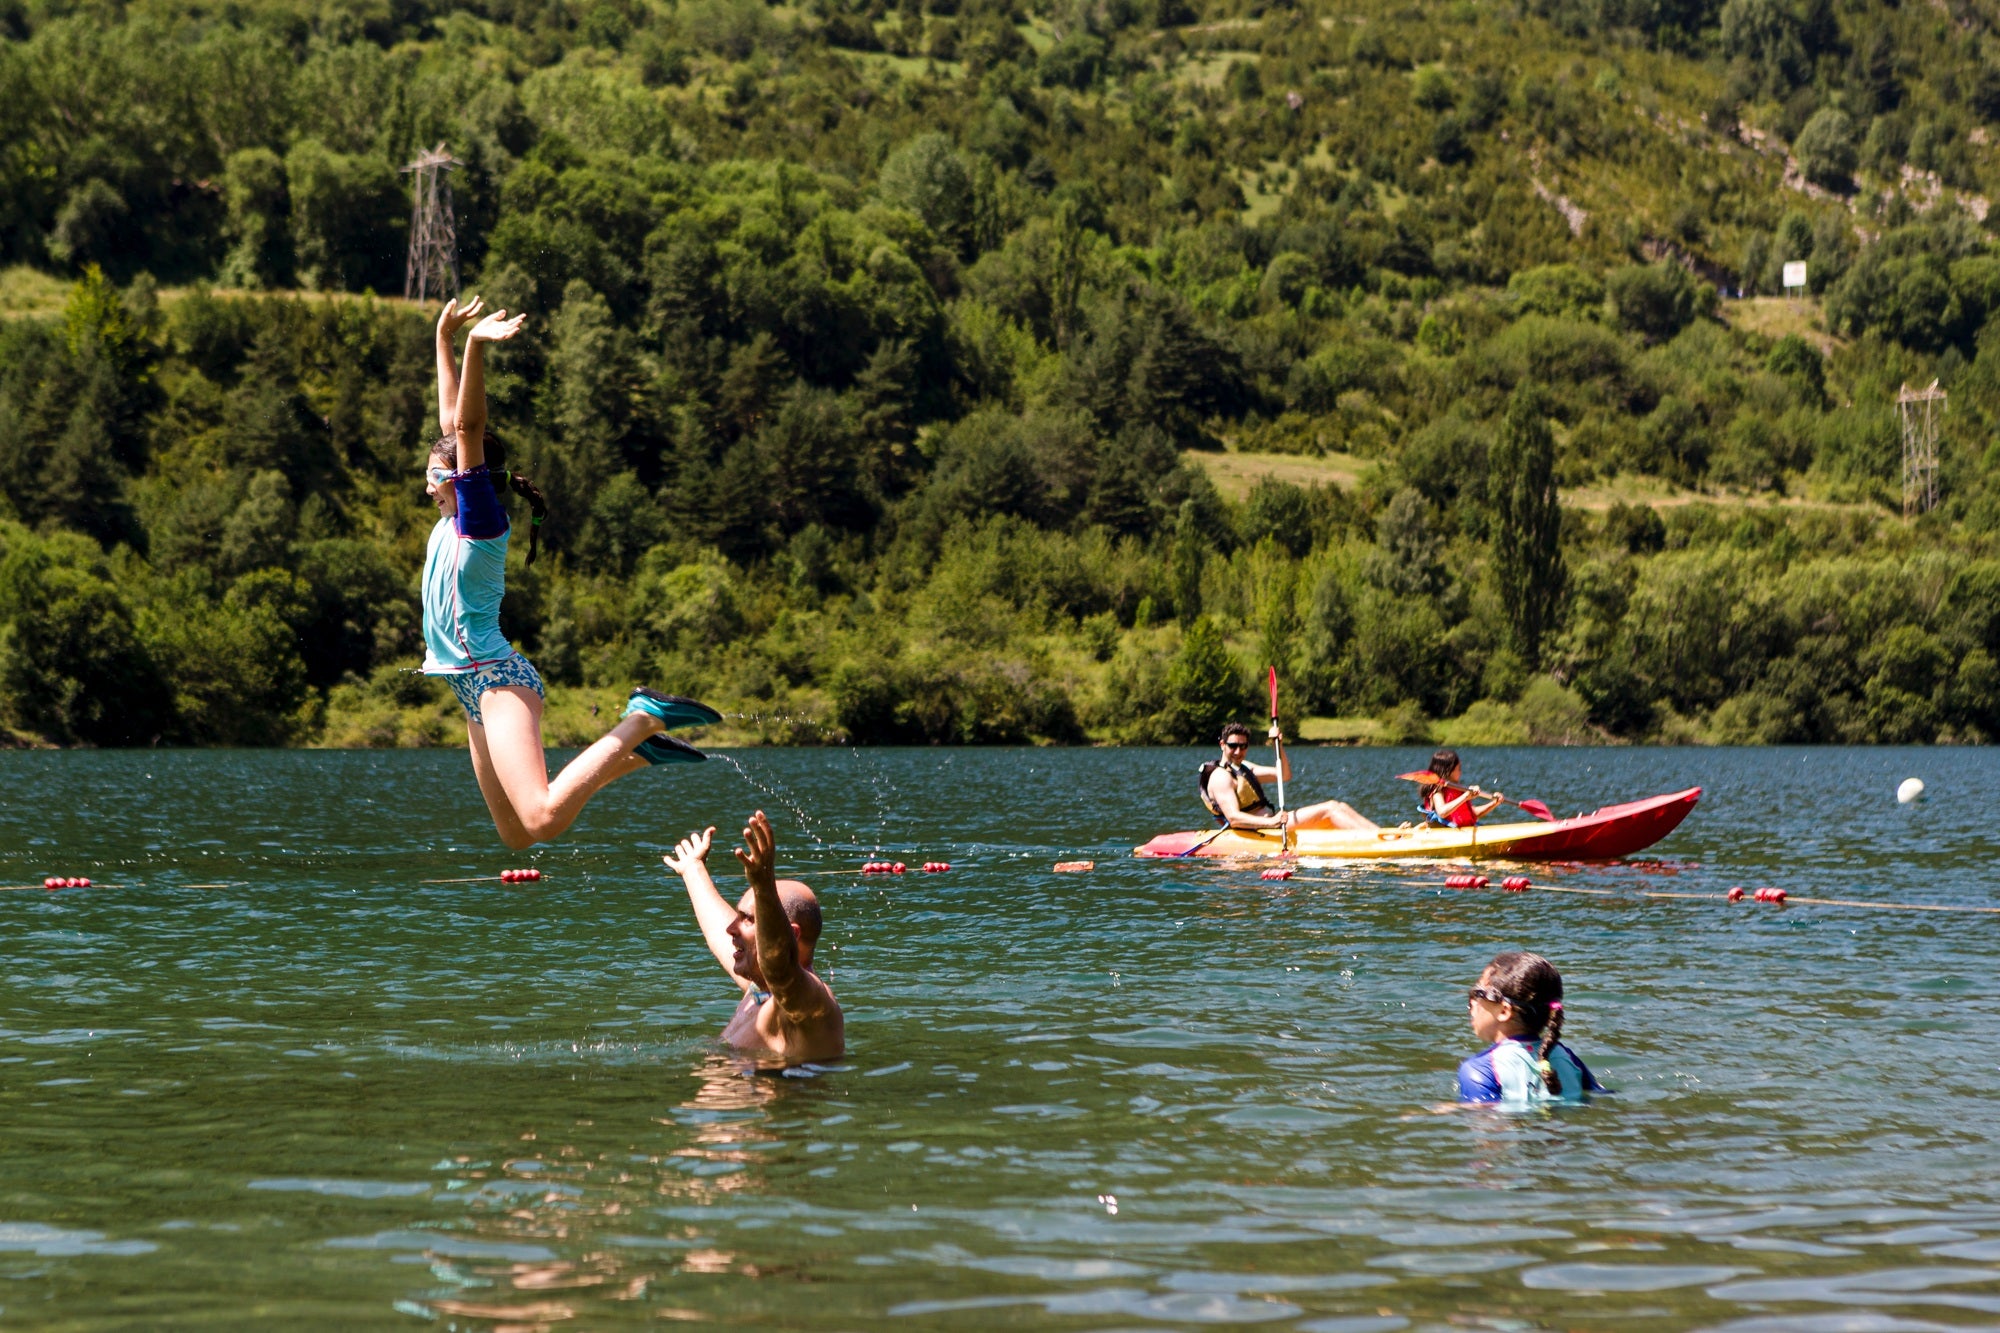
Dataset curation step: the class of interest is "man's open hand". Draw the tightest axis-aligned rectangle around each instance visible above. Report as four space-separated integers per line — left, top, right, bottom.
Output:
665 826 716 875
734 810 776 887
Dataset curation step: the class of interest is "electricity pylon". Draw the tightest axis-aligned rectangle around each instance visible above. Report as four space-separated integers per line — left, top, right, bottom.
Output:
402 143 462 302
1897 380 1945 518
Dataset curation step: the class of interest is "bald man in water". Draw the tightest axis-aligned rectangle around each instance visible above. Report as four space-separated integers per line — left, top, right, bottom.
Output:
664 810 845 1067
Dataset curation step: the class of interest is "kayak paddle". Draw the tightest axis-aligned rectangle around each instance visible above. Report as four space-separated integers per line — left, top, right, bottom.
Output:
1173 824 1233 857
1393 771 1556 823
1268 666 1287 820
1183 670 1290 858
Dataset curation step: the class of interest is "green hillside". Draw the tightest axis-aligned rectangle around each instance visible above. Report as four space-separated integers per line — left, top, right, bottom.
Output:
2 0 1999 748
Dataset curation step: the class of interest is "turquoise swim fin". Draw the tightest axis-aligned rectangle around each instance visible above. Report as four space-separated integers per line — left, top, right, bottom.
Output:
636 733 706 764
623 687 723 731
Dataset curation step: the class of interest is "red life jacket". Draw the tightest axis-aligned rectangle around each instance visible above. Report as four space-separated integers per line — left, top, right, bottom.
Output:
1424 782 1479 827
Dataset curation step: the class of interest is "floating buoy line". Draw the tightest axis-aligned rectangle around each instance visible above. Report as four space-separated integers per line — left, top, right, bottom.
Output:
1241 866 2000 916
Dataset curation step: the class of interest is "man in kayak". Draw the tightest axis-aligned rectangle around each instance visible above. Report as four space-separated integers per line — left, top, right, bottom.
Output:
663 810 845 1068
1200 722 1377 831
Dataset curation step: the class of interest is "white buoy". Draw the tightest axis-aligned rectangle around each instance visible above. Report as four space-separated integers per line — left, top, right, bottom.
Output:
1897 777 1925 804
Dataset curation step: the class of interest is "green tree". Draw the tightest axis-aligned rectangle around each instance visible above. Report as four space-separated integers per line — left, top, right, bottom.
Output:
1718 0 1807 94
1165 615 1240 741
1793 109 1856 191
0 530 168 745
285 139 404 292
218 147 292 289
1607 262 1714 342
48 180 133 277
135 569 312 744
1169 499 1204 624
1490 385 1566 667
877 133 975 255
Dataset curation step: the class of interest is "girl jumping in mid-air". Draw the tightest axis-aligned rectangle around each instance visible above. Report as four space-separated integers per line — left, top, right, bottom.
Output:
424 296 718 849
1459 950 1606 1104
1417 748 1505 827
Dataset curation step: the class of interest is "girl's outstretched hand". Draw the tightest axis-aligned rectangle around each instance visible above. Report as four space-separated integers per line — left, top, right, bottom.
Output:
665 826 716 875
467 310 527 344
436 295 486 338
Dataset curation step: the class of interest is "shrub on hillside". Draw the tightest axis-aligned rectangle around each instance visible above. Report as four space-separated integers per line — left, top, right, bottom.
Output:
1607 262 1715 343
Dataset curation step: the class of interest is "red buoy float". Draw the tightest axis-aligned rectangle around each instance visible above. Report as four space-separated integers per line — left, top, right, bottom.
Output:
1261 867 1293 881
1728 886 1745 902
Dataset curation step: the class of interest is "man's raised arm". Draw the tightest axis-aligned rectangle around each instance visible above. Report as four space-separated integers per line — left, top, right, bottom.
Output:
664 827 749 988
733 811 821 1020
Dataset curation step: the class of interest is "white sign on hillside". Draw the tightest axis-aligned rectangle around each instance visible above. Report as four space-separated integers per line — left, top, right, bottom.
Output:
1782 261 1807 292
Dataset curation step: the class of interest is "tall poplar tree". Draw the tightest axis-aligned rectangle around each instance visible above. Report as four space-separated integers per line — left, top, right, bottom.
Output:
1491 384 1566 668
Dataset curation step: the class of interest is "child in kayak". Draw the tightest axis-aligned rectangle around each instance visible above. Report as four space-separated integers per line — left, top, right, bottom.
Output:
1459 950 1605 1104
1417 748 1504 827
425 296 719 849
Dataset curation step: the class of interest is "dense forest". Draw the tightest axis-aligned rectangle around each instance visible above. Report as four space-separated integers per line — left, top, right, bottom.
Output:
1 0 1999 749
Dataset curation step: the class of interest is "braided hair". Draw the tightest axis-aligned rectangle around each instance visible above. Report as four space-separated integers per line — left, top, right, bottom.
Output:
429 430 548 566
1485 950 1567 1095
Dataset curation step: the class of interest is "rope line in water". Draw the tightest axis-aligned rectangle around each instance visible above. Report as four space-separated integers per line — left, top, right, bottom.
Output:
1278 873 2000 916
0 884 118 892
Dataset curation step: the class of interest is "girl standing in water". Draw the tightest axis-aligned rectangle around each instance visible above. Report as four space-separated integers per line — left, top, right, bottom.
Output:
1459 951 1606 1104
425 297 717 849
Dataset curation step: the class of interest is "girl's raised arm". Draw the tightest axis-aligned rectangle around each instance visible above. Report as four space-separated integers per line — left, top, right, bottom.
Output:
454 309 527 472
434 297 485 441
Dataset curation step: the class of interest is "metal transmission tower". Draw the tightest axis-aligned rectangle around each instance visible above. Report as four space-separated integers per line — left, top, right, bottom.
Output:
402 143 463 302
1897 379 1946 518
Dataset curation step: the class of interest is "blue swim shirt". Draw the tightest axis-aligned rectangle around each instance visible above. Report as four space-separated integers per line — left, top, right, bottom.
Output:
421 467 513 674
1458 1036 1605 1104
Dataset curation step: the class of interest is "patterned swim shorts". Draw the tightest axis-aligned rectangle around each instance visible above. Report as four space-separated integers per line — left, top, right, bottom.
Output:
444 654 546 724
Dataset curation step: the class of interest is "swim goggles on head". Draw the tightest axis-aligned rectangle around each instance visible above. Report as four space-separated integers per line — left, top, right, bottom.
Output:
428 465 522 488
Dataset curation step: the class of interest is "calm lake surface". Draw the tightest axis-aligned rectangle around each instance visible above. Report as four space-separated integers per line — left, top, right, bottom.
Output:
3 746 1999 1330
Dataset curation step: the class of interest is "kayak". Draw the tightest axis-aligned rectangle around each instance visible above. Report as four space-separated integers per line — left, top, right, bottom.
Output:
1134 787 1701 862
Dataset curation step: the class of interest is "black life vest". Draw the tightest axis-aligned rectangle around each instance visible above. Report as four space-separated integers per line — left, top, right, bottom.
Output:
1198 759 1274 827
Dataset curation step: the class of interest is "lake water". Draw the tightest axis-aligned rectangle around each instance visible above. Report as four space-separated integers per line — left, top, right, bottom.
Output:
3 746 1999 1330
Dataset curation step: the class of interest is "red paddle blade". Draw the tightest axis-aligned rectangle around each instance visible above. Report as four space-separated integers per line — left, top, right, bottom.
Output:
1268 666 1279 719
1518 799 1556 822
1393 771 1434 781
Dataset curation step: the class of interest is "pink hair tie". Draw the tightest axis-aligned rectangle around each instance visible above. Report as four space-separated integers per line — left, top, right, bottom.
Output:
1549 1001 1564 1011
